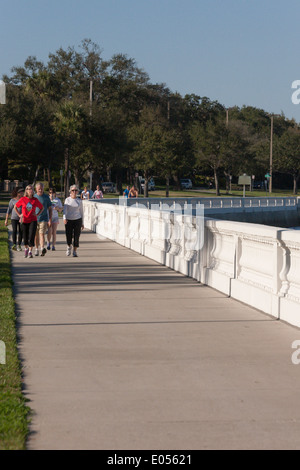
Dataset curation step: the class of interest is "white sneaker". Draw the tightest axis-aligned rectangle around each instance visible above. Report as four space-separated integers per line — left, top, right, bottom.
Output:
66 246 71 256
35 249 39 256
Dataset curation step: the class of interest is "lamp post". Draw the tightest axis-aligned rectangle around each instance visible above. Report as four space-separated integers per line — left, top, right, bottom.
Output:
269 115 273 194
268 114 281 194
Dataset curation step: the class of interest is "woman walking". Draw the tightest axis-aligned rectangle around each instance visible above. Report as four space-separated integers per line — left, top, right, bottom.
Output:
81 186 90 200
5 187 24 251
129 185 138 198
14 184 43 258
63 185 84 257
91 185 103 199
47 187 63 251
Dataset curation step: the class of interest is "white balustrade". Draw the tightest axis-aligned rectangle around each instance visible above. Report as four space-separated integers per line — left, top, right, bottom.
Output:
83 198 300 328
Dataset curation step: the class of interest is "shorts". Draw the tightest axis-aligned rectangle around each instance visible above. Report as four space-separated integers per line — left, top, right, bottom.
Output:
52 217 59 225
37 221 48 234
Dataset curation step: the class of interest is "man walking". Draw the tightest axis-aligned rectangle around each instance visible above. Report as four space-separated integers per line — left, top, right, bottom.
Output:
34 183 52 256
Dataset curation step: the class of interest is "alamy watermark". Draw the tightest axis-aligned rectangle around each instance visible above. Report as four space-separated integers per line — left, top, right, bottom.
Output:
291 81 300 104
0 340 6 365
291 340 300 364
116 198 205 251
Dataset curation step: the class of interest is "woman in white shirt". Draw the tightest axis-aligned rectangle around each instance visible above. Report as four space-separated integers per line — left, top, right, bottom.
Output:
81 186 90 200
63 185 84 257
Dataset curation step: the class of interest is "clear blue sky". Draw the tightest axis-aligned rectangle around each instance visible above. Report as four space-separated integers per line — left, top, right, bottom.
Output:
1 0 300 121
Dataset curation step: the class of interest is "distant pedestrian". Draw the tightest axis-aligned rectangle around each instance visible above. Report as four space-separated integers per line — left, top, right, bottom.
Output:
63 185 84 257
5 187 24 251
123 185 130 198
81 186 90 200
91 185 103 199
129 185 138 198
14 185 43 258
34 183 53 256
47 187 62 251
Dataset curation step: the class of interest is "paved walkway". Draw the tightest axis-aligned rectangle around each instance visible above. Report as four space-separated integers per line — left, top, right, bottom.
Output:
9 221 300 450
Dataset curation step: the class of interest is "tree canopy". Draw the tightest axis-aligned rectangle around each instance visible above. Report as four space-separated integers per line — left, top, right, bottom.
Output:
1 39 299 195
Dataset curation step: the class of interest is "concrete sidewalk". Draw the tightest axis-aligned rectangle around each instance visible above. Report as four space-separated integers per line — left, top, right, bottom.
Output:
10 221 300 450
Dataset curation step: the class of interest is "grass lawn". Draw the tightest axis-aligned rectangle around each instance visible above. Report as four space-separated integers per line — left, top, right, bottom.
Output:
0 220 31 450
143 188 298 198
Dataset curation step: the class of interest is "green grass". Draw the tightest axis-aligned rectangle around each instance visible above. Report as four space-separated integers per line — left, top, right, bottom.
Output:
0 220 31 450
143 188 298 198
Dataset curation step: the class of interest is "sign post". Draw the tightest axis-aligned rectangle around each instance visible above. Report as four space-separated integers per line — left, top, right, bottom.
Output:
265 173 270 196
238 174 251 198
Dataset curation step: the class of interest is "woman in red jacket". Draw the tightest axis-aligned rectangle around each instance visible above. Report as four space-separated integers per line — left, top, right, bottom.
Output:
15 184 44 258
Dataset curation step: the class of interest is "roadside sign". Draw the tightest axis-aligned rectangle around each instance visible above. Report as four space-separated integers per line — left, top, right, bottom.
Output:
265 173 271 178
238 174 251 185
238 174 251 198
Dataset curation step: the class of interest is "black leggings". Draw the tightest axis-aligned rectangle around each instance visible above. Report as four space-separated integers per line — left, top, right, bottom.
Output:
22 221 37 247
65 218 82 248
11 219 23 246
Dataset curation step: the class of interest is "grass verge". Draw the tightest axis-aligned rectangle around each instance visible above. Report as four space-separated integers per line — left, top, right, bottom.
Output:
0 220 31 450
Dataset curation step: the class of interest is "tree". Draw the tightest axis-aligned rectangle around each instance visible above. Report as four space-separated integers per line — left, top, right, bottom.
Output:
190 117 229 196
224 119 254 193
128 105 163 196
52 102 87 197
274 127 300 194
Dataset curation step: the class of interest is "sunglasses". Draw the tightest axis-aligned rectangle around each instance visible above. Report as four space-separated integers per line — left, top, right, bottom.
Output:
71 189 78 192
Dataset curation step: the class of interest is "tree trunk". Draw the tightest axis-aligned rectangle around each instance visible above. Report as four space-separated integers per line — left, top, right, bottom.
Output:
293 174 299 195
144 170 149 198
47 167 52 188
116 167 123 195
64 148 69 199
173 174 181 191
74 169 80 189
224 170 230 194
165 175 170 197
33 165 40 186
214 168 220 196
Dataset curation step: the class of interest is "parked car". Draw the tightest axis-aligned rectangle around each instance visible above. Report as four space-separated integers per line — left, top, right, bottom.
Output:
102 182 116 193
140 178 155 192
180 178 192 189
253 181 263 189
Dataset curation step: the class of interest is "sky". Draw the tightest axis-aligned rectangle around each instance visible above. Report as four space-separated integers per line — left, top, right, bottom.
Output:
1 0 300 121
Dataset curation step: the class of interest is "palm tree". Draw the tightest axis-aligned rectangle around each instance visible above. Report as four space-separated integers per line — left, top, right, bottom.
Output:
52 102 86 197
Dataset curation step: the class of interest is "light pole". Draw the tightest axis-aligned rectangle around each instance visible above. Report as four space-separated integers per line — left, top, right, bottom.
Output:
268 114 280 194
89 79 93 117
269 115 274 194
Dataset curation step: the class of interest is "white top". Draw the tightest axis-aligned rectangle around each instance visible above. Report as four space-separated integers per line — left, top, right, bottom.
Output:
50 197 63 221
81 190 89 199
63 197 84 223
